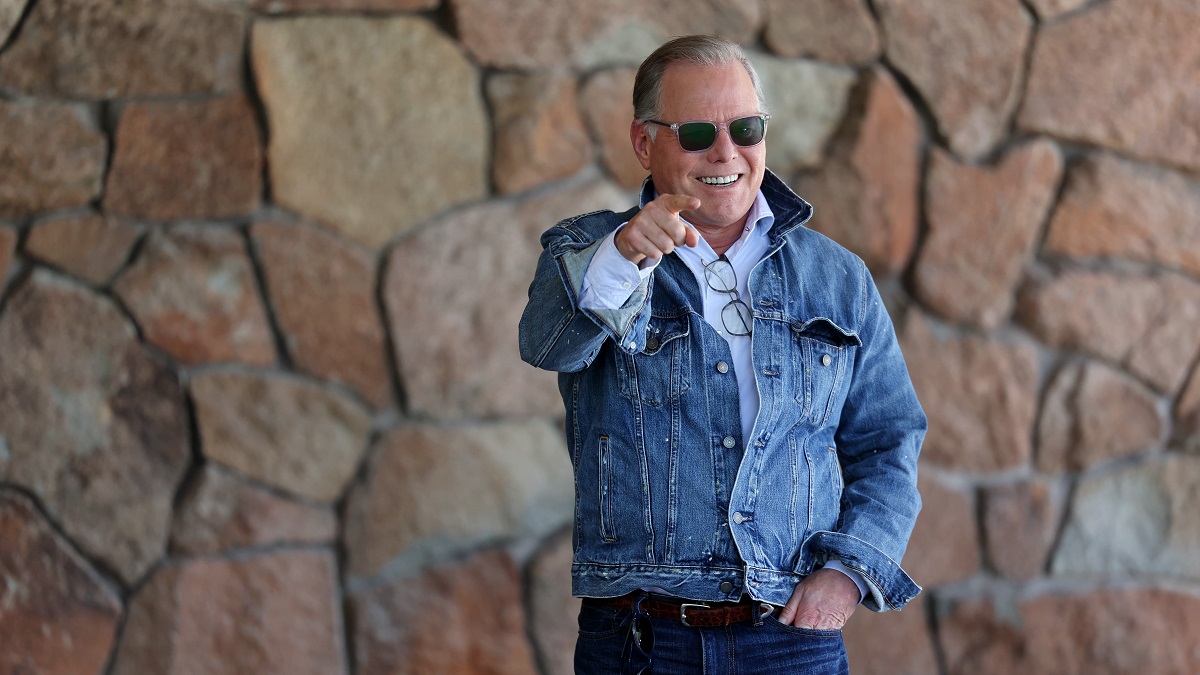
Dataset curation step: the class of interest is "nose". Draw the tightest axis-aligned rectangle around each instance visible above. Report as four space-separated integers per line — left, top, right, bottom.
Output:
705 126 738 162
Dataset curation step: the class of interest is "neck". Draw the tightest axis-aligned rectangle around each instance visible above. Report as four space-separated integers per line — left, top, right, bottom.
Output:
695 216 748 257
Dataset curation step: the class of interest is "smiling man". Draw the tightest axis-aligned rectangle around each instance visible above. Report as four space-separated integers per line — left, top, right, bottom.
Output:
519 35 926 674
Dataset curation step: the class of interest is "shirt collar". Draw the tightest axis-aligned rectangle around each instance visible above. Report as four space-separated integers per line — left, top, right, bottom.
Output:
639 187 775 259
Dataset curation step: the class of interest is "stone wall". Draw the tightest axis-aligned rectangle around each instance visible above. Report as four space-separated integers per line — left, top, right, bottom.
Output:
1 0 1198 673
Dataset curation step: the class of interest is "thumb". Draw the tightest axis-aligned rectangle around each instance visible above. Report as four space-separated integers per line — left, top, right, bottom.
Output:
659 193 701 215
778 597 801 624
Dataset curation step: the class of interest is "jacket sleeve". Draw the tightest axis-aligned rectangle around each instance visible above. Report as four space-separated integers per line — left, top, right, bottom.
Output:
518 216 655 373
811 262 926 613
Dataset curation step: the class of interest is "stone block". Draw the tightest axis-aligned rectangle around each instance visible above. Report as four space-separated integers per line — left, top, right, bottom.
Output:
385 180 626 420
528 530 579 675
0 225 15 284
488 72 592 195
105 96 262 220
111 551 347 675
749 52 858 173
0 270 191 583
191 369 371 503
903 473 980 587
1037 359 1163 473
113 224 277 366
1020 0 1200 172
915 140 1062 329
351 549 539 675
763 0 881 65
251 221 391 408
876 0 1031 159
580 68 647 189
0 101 105 219
253 0 436 11
1018 269 1200 395
1178 363 1200 452
1026 0 1088 20
343 419 572 579
171 463 338 555
900 311 1039 472
1044 153 1200 277
0 489 123 675
982 479 1065 580
843 594 937 675
794 68 921 276
0 0 26 45
26 213 140 286
1052 454 1200 579
252 16 487 248
0 0 244 98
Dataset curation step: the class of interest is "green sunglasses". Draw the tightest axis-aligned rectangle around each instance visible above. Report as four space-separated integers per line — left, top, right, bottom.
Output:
644 114 770 152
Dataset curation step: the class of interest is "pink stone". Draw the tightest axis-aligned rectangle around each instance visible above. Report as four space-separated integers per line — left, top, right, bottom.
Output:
26 213 140 286
982 479 1065 580
843 594 937 675
527 530 579 675
252 221 391 408
105 96 262 220
580 68 648 190
253 0 436 11
0 101 106 218
1178 363 1200 452
903 473 980 587
489 72 592 195
763 0 881 65
114 225 277 366
0 225 15 283
915 140 1062 329
795 68 921 275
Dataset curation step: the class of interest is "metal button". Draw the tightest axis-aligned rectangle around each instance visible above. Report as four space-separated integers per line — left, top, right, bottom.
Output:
722 436 736 449
716 361 729 374
719 581 735 593
821 354 832 367
646 337 660 351
732 512 745 524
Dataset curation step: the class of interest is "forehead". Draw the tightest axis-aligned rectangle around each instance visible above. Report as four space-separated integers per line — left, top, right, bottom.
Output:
657 61 759 121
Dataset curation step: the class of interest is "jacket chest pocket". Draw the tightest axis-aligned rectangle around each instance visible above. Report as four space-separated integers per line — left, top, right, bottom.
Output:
616 315 691 406
792 319 859 424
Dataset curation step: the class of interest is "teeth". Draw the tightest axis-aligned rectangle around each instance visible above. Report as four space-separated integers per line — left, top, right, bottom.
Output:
699 175 738 186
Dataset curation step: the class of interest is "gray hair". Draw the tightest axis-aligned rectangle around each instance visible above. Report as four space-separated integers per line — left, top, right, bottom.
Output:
632 35 768 140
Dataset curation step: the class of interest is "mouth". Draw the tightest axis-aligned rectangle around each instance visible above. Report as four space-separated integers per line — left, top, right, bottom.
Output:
697 174 740 187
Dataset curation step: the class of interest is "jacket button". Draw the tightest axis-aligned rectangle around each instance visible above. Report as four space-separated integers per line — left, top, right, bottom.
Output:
821 354 832 367
719 581 735 593
722 436 736 449
646 337 660 351
716 361 729 374
732 512 746 524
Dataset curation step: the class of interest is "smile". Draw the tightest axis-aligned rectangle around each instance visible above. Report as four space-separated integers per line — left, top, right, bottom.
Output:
698 174 740 186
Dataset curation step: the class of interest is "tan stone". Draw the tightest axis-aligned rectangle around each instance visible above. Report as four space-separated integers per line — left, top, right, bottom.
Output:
105 96 262 220
114 224 276 366
1019 0 1200 172
0 225 15 284
0 101 106 218
343 420 571 579
1018 270 1200 394
452 0 761 69
794 68 921 275
112 551 347 675
26 213 140 286
351 549 539 675
1044 153 1200 277
900 311 1039 471
0 0 26 45
843 594 937 675
915 140 1063 329
982 479 1065 580
1053 454 1200 579
488 72 592 195
749 52 858 173
1027 0 1088 20
580 69 647 190
253 0 435 11
876 0 1031 159
171 463 338 555
528 530 579 675
0 489 123 675
385 180 626 419
191 369 371 503
941 590 1200 674
1037 359 1163 473
763 0 882 65
0 0 244 98
903 473 979 587
0 270 191 583
251 221 391 408
1179 363 1200 452
253 16 487 248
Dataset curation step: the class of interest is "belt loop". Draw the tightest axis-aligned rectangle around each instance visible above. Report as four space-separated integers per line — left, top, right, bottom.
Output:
751 600 764 627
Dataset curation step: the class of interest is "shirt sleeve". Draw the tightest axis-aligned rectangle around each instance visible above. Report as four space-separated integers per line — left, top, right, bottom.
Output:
578 226 659 311
821 558 868 605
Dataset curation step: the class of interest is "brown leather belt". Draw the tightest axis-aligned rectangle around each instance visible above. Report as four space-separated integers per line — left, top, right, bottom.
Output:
583 592 775 628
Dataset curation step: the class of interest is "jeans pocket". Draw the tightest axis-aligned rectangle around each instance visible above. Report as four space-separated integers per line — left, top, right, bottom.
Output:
761 612 844 638
576 603 627 640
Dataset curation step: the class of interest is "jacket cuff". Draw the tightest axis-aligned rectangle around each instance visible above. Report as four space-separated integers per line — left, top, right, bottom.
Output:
556 237 652 353
809 531 921 612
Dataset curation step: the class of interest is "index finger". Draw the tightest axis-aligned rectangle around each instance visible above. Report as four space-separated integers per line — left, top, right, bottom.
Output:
658 193 701 215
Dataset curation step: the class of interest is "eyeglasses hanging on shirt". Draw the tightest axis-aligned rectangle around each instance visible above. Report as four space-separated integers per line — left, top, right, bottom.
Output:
704 255 753 337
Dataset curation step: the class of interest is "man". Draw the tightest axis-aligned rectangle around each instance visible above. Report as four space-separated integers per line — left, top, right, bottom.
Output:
519 34 925 674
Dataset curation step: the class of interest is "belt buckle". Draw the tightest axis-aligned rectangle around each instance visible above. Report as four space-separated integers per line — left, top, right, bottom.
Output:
679 602 711 627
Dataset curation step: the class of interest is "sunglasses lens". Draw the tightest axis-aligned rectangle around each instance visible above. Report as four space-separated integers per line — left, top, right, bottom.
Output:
676 122 718 151
632 614 654 654
729 116 765 147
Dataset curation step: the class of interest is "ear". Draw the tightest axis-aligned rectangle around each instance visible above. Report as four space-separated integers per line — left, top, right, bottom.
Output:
630 120 653 171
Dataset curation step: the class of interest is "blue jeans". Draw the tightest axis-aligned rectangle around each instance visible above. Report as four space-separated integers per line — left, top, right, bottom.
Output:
574 601 849 674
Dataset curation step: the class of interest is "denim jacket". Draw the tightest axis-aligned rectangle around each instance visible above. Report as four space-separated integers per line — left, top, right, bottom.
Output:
518 170 925 612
